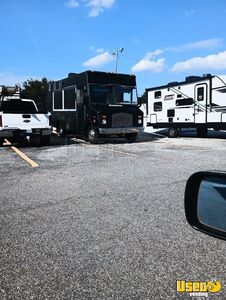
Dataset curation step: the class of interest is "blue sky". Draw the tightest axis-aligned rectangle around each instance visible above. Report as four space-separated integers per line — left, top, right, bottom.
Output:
1 0 226 94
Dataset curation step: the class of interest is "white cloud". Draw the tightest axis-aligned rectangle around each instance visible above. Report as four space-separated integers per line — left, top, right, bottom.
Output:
131 50 165 73
86 0 115 17
0 72 33 86
65 0 115 16
83 51 114 68
171 50 226 72
144 49 164 59
65 0 79 8
88 46 106 53
96 48 105 53
166 38 223 52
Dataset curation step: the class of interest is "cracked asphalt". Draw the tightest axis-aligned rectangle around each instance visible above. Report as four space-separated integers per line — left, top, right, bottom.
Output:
0 131 226 299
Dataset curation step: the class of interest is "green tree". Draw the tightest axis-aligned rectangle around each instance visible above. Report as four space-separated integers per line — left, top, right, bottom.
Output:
20 77 49 111
140 91 147 104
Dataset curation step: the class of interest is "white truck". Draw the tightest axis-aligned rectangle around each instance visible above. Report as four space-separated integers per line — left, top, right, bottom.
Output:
145 74 226 137
0 86 52 146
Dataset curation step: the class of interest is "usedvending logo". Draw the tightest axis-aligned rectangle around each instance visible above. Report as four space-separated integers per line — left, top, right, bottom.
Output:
176 280 222 298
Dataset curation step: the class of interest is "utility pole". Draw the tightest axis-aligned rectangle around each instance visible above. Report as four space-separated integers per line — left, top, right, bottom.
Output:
112 48 124 73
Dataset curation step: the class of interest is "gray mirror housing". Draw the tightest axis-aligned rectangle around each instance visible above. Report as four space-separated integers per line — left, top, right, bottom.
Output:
185 171 226 241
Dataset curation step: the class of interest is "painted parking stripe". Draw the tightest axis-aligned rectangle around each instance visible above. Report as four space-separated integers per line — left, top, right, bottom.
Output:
5 140 39 168
71 137 137 157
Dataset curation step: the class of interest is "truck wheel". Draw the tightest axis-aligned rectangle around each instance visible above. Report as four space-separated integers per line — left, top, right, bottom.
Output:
87 127 99 144
40 136 50 146
126 133 137 143
197 127 208 137
0 138 4 147
168 127 178 138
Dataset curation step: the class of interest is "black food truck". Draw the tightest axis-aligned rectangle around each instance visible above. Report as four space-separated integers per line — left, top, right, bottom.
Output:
47 71 144 143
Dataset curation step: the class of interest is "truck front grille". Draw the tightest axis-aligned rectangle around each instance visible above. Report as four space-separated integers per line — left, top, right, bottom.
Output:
112 113 132 128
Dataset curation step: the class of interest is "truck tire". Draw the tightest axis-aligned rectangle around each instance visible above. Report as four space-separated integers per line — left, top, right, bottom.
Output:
168 127 178 138
87 127 99 144
0 138 4 147
197 127 208 137
126 133 137 143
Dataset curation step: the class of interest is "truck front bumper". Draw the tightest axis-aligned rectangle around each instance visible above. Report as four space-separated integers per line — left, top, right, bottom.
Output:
0 128 52 138
99 126 144 135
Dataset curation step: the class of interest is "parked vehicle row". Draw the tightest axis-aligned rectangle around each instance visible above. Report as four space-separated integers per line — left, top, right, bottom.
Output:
1 72 226 144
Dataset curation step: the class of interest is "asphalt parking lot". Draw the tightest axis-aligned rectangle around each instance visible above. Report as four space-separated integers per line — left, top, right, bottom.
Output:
1 130 226 299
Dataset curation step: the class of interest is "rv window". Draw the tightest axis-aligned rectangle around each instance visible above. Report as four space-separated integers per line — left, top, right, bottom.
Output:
54 91 63 110
154 102 162 111
167 109 175 118
154 91 161 99
176 98 194 106
197 87 204 101
64 88 76 109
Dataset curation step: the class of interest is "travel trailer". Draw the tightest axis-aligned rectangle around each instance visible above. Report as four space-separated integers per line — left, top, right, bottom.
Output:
48 71 143 143
145 74 226 137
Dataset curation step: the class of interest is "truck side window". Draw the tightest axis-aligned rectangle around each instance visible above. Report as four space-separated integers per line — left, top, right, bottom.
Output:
197 87 204 101
53 91 62 110
154 91 161 99
154 102 162 111
64 88 76 109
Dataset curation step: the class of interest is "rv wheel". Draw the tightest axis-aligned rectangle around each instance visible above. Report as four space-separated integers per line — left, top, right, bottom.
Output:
87 127 99 144
168 127 178 138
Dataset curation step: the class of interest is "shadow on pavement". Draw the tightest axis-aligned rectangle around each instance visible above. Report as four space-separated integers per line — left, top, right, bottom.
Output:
179 129 226 139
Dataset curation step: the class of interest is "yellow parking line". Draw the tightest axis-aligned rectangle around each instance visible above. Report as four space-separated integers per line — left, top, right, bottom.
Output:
96 146 137 157
5 139 39 168
72 137 137 157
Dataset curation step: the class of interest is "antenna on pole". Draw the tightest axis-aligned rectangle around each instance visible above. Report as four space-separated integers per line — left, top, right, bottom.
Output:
112 47 124 73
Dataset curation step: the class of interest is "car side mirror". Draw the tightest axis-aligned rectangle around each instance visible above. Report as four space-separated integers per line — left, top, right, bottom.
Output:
185 171 226 240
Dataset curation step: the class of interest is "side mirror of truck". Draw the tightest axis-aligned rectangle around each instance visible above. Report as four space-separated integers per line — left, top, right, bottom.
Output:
185 171 226 241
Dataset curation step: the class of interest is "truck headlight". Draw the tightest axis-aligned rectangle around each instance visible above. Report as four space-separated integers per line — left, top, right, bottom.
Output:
102 119 107 125
138 119 142 124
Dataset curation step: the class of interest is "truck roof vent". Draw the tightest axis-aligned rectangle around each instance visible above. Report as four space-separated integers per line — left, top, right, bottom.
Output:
202 73 212 78
185 76 202 82
68 73 76 77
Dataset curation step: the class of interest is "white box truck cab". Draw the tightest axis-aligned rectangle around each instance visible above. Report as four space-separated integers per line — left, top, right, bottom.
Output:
145 74 226 137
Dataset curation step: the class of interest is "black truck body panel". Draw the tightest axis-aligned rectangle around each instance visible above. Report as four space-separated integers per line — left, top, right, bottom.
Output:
47 71 143 139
